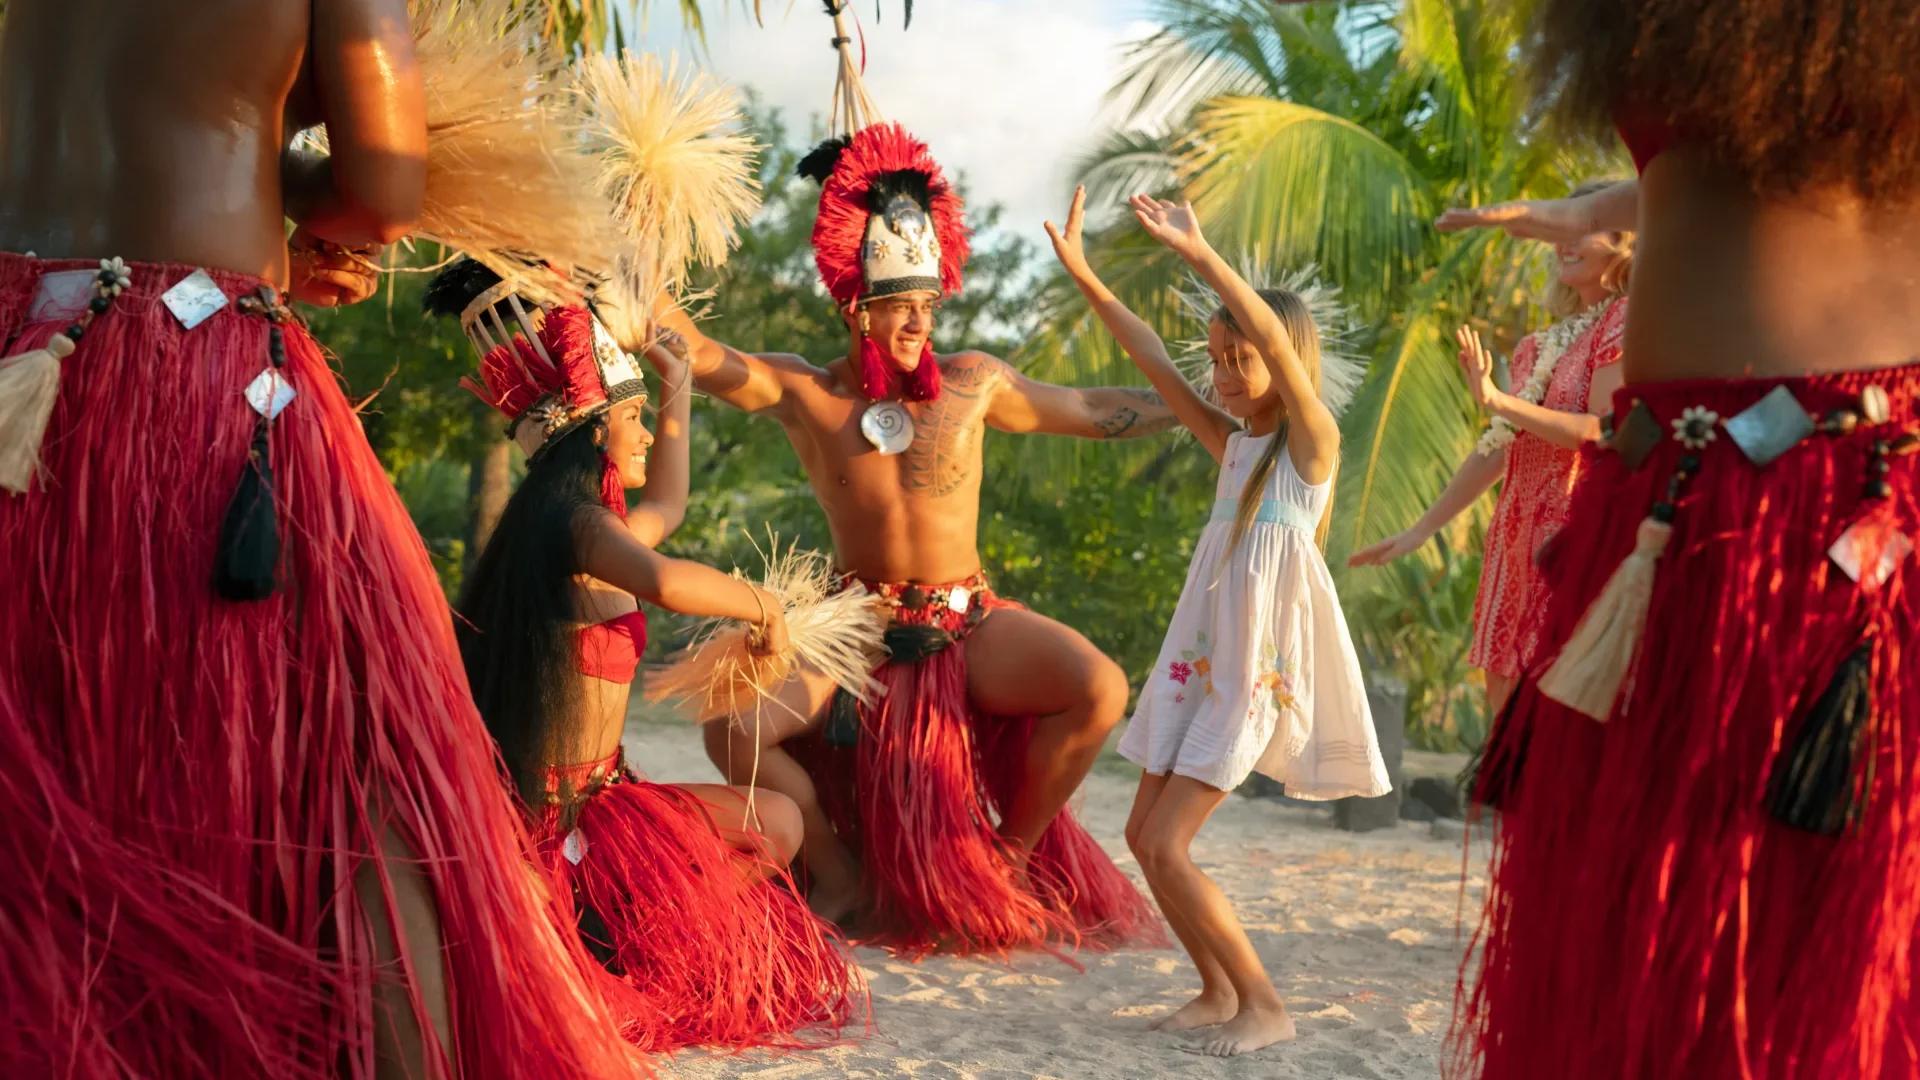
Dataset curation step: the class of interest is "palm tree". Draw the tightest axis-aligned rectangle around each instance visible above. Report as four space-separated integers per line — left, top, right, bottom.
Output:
1020 0 1621 744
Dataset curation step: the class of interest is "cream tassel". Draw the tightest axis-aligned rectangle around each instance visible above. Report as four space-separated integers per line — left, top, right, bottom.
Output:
0 332 75 495
1539 516 1672 721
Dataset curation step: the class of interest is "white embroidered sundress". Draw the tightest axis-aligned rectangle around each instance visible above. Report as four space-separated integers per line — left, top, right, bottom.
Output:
1118 430 1390 797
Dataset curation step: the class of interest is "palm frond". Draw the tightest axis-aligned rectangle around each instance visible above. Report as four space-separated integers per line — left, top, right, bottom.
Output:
1107 1 1291 125
1178 95 1428 311
1328 235 1503 574
1394 0 1483 178
1072 129 1181 216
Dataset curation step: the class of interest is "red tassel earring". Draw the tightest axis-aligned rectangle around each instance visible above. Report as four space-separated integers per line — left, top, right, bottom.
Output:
599 455 627 516
903 341 941 402
859 336 898 401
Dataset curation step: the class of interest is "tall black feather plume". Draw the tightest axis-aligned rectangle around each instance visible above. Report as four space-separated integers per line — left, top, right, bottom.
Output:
797 136 853 185
866 170 933 215
422 258 506 319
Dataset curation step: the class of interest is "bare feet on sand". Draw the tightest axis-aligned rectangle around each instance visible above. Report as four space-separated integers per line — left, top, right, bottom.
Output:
1150 991 1238 1032
1199 1002 1296 1057
807 879 867 930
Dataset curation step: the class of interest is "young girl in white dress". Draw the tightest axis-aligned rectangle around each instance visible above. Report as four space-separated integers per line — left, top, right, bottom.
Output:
1047 189 1389 1058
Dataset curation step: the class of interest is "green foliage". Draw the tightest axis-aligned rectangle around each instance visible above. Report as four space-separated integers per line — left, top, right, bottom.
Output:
1348 536 1489 752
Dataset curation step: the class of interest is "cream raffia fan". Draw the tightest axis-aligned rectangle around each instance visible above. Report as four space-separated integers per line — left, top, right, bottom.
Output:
397 0 621 305
566 48 763 344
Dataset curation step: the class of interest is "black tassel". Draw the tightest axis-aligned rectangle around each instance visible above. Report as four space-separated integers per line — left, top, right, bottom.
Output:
1766 641 1876 836
882 623 955 664
823 688 863 748
214 420 280 601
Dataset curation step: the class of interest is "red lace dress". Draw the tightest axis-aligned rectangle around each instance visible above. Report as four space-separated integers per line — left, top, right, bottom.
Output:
1467 296 1628 677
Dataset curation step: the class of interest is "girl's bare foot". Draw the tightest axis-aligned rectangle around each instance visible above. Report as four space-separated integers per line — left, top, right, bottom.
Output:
1199 1002 1296 1057
1150 990 1238 1032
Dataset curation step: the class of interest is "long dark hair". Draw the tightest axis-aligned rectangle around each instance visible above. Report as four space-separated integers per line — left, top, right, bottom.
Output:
456 420 609 807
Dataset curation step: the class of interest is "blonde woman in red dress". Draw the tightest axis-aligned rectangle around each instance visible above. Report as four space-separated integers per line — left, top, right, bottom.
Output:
1349 191 1632 716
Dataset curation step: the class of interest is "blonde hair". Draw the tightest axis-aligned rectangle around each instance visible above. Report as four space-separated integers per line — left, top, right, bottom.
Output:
1546 179 1635 317
1213 289 1338 553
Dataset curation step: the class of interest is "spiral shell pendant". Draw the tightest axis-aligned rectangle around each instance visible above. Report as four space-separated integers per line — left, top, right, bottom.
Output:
861 400 915 455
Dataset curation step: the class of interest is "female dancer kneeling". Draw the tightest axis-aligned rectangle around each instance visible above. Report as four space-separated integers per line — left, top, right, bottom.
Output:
1350 184 1632 720
426 260 864 1052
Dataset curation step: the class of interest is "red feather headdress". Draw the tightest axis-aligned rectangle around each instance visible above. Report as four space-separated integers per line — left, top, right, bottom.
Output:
804 122 970 307
457 299 645 449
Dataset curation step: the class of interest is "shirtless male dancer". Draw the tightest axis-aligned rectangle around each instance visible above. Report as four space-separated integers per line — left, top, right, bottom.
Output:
668 123 1170 954
0 3 631 1077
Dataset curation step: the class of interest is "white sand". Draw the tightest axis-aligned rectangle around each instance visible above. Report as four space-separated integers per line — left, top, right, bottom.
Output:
626 717 1486 1080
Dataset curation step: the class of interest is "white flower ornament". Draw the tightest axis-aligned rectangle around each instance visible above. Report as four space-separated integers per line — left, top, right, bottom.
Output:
1672 406 1720 450
98 257 131 297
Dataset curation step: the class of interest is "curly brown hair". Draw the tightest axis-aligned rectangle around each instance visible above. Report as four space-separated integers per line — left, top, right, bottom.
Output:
1531 0 1920 198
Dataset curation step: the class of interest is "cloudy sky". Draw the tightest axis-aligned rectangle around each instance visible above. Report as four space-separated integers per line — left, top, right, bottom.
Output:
643 1 1162 244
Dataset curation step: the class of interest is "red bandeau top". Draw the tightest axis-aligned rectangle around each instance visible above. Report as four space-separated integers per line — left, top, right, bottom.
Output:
1614 105 1674 174
576 609 647 684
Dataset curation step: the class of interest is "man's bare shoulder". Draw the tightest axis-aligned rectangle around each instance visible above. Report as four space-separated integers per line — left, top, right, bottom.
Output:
936 350 1010 391
756 352 847 399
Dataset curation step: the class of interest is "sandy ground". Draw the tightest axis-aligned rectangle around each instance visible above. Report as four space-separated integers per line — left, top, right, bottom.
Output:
625 715 1486 1080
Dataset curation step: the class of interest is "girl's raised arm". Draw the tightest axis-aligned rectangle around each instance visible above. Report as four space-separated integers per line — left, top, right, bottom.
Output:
1132 195 1338 483
1045 187 1237 461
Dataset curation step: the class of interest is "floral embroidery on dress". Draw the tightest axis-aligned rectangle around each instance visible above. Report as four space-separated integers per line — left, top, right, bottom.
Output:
1256 650 1299 715
1172 633 1215 697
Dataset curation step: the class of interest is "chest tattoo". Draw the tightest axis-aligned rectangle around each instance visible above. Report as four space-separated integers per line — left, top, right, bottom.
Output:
903 359 997 497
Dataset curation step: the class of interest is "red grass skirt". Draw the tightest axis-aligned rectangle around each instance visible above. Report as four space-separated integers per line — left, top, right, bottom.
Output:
795 574 1163 959
1453 365 1920 1079
0 255 638 1079
535 752 866 1053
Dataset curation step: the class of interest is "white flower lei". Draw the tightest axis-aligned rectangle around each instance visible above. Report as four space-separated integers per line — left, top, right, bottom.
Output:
1475 300 1610 456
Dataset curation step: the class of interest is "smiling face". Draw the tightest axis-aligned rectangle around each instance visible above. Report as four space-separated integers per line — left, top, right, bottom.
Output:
1207 318 1283 420
852 291 939 369
601 398 653 489
1556 231 1625 295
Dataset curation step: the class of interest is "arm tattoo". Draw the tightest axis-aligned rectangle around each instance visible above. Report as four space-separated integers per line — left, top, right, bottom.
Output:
1096 407 1143 437
1094 388 1181 439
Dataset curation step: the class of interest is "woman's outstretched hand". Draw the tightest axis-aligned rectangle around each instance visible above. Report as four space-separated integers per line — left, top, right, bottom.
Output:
1435 197 1592 246
1347 530 1428 567
1043 185 1094 279
1130 194 1211 262
1456 325 1500 410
